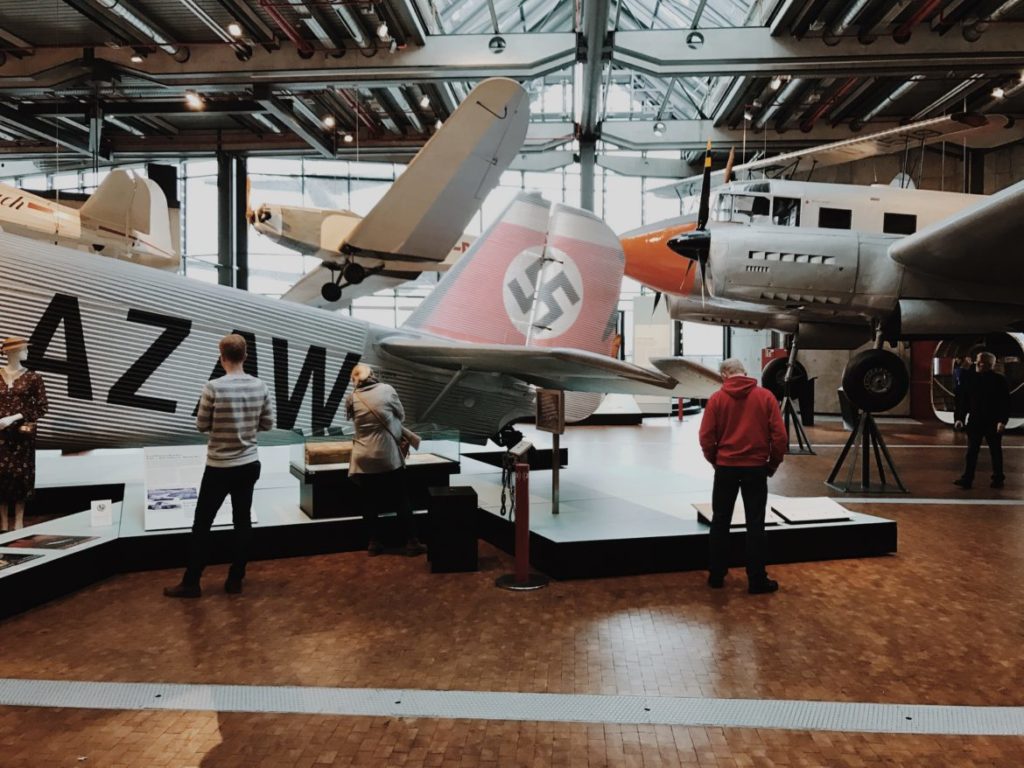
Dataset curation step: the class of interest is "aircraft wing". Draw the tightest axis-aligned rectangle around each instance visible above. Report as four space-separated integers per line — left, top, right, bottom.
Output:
281 264 416 310
343 78 529 262
381 338 721 397
888 178 1024 284
653 114 1024 199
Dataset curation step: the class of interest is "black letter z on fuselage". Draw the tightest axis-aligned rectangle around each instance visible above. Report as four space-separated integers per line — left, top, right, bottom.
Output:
108 309 192 414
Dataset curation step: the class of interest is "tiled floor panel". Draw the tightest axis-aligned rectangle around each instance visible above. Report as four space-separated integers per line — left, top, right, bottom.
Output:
1 417 1023 764
1 708 1024 767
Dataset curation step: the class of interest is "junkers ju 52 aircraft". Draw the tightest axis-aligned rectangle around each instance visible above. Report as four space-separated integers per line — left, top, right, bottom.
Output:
0 191 721 451
247 77 526 309
631 139 1024 415
0 169 177 271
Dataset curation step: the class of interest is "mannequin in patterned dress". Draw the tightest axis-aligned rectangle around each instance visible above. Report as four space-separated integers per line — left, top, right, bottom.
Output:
0 337 48 531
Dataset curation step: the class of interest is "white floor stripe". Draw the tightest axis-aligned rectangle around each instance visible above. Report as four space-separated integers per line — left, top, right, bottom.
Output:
0 679 1022 736
841 497 1024 505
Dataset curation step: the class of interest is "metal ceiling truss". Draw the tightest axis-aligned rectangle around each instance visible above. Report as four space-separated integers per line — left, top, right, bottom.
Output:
0 34 577 91
599 116 985 152
2 0 1024 169
613 24 1024 78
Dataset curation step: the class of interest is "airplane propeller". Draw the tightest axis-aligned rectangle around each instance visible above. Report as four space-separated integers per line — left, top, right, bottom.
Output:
667 140 714 305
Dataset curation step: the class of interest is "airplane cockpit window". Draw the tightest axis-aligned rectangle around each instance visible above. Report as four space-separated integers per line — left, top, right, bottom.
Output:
772 197 801 227
714 193 770 224
883 212 917 235
818 207 852 229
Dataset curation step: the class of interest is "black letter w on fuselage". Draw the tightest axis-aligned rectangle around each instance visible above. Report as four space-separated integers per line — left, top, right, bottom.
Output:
272 339 360 433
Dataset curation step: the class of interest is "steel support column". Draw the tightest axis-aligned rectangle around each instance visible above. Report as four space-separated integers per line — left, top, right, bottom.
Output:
580 138 596 213
217 152 233 287
234 156 248 290
579 0 611 140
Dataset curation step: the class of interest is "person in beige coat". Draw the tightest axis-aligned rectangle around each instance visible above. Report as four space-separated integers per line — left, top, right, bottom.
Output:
345 364 426 556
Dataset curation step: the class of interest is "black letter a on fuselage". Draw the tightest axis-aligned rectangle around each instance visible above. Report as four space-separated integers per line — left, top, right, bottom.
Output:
27 293 93 400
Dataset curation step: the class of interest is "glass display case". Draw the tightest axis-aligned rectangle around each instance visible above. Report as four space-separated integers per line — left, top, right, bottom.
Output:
289 427 461 520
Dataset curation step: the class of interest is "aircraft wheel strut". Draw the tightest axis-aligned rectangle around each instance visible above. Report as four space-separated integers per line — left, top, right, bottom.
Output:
841 349 909 413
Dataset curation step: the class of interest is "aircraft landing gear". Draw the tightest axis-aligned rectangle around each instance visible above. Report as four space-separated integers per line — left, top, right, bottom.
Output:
840 348 909 414
343 261 366 285
762 337 814 455
321 264 344 302
828 330 910 493
319 260 369 302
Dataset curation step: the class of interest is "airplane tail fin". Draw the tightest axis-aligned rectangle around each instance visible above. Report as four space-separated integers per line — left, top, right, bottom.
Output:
80 170 176 265
404 192 624 359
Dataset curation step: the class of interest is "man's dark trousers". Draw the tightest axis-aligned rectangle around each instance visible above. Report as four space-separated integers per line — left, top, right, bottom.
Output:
183 461 261 586
963 425 1004 484
708 465 769 582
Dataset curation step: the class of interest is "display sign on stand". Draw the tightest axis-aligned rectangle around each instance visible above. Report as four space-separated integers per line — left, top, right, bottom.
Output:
144 446 256 531
535 389 565 515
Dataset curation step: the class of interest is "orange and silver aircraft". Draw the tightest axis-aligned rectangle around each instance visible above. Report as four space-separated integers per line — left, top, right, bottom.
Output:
619 113 1024 414
621 112 1024 313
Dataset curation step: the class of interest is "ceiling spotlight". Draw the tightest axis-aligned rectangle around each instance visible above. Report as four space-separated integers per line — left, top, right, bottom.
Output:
130 53 144 64
227 22 243 38
770 75 782 91
652 121 666 136
435 118 443 131
376 21 389 40
343 133 354 143
184 91 204 110
322 115 336 129
419 94 430 109
992 86 1006 99
744 109 753 121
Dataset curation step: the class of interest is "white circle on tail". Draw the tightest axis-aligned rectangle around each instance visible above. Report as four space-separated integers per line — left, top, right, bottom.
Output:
502 246 584 340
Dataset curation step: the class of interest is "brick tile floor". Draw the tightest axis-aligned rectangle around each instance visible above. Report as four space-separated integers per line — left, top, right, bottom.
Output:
1 419 1022 764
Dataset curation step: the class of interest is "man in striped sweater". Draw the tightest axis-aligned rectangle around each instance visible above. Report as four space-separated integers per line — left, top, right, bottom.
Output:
165 334 274 598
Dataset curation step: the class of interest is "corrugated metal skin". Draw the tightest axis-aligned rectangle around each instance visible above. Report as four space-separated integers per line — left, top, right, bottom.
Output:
0 234 532 449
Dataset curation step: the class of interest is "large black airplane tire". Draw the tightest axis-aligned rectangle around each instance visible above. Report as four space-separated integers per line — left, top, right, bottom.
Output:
842 349 909 413
761 357 807 400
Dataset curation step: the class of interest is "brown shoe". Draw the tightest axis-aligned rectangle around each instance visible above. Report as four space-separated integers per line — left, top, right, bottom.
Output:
404 539 427 557
163 582 201 599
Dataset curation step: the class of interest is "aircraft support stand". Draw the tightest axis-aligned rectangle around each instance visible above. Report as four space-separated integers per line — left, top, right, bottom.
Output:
782 338 814 455
496 447 549 591
826 410 908 494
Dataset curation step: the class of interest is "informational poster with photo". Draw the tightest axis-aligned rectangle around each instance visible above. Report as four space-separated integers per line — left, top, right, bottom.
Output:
0 553 43 571
144 446 255 531
6 534 99 550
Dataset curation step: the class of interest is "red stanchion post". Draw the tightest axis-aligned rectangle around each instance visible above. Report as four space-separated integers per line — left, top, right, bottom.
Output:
514 462 530 584
496 456 549 591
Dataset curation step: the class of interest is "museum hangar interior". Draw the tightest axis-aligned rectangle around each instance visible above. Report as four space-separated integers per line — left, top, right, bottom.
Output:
1 0 1024 764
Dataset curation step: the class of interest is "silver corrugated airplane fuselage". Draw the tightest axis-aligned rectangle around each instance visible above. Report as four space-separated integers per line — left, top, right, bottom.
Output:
0 233 532 450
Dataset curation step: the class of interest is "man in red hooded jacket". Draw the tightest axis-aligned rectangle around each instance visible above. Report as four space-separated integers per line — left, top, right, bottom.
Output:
699 358 787 594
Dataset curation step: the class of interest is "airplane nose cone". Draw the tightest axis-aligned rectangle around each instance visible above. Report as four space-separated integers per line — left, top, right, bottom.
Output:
667 230 710 264
620 220 699 293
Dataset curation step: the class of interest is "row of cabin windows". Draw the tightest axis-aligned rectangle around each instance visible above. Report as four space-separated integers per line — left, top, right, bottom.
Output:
818 206 918 235
718 193 919 235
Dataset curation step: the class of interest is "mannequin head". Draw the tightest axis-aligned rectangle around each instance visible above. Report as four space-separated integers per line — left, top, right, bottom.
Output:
1 338 28 367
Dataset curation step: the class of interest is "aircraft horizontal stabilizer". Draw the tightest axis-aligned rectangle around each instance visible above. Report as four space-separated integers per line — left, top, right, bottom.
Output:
889 178 1024 285
648 357 723 399
380 338 719 397
345 78 529 262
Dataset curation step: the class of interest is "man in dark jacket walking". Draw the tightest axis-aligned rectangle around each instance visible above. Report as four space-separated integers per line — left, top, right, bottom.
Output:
699 358 787 594
954 351 1010 490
